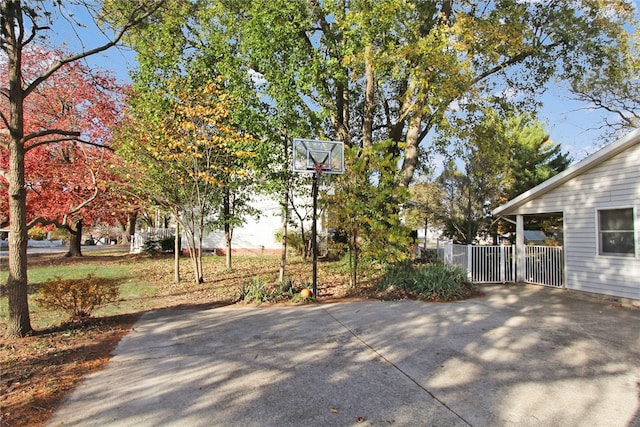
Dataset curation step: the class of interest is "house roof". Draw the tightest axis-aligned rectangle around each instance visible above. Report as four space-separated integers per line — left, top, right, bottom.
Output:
493 128 640 216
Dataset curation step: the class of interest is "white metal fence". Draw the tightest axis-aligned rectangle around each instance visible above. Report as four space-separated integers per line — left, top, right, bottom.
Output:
444 244 515 283
524 245 564 288
443 242 563 287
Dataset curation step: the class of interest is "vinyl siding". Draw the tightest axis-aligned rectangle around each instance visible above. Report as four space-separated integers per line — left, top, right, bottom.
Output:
512 143 640 299
200 197 287 251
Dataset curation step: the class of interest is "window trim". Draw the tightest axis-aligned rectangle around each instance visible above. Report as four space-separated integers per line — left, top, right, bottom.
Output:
596 206 637 258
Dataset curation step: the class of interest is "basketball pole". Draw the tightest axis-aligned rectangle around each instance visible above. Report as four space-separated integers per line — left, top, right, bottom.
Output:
292 138 345 299
311 170 319 298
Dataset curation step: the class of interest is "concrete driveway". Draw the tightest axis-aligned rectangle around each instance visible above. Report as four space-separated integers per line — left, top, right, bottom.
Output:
48 284 640 427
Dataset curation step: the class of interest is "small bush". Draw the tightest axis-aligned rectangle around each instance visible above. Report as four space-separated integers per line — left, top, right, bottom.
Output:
35 274 120 320
49 227 71 241
143 236 177 255
28 226 48 241
237 279 300 304
160 236 177 252
274 230 307 257
375 262 476 301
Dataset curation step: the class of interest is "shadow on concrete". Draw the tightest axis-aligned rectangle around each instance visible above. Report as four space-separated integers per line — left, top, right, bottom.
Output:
47 284 640 426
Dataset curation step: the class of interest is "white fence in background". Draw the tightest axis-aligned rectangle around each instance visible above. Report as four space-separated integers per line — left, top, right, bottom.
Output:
443 243 515 283
130 228 175 254
443 242 564 288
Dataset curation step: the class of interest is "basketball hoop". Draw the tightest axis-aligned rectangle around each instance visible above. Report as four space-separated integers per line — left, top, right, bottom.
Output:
292 138 344 175
291 138 345 300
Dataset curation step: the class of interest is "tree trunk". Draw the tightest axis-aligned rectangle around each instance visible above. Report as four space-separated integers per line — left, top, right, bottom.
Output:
278 192 288 283
362 48 375 149
224 188 232 270
225 232 232 270
122 211 138 243
7 140 31 337
174 220 180 284
465 189 473 245
183 226 202 285
349 229 358 289
5 0 32 337
66 220 83 257
196 233 204 283
423 216 429 252
399 111 423 188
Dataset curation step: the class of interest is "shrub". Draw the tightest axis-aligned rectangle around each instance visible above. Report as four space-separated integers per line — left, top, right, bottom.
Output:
35 274 120 320
375 262 475 301
160 236 177 252
49 227 71 241
143 236 177 255
28 226 47 240
237 279 299 304
274 229 307 257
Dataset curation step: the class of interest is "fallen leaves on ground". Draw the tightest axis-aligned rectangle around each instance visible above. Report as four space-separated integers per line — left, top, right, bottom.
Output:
0 251 379 426
1 250 470 426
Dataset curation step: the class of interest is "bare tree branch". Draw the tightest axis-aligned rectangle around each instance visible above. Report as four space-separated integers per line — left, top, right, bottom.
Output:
23 1 167 99
24 134 115 153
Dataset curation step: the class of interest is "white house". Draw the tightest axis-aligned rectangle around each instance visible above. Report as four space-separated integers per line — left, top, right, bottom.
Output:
493 129 640 301
200 196 285 255
131 193 317 256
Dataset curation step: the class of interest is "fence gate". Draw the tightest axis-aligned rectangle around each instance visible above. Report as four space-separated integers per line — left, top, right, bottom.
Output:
443 243 564 287
130 228 175 254
524 246 564 288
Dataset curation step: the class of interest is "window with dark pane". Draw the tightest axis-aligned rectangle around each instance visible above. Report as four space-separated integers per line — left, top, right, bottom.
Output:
598 208 635 255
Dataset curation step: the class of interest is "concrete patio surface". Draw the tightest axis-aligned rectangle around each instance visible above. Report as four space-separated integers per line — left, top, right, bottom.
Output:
48 284 640 426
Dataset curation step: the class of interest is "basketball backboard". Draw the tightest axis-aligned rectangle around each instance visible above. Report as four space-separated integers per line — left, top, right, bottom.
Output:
292 138 344 174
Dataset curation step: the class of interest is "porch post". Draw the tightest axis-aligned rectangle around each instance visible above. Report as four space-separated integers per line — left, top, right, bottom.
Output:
516 215 525 282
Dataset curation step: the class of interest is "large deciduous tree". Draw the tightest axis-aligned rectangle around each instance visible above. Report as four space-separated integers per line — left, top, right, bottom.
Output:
0 46 127 258
0 0 165 338
222 0 634 186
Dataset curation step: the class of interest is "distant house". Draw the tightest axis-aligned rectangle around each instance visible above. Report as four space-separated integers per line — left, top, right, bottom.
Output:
200 196 284 255
523 230 549 245
131 194 317 256
494 129 640 301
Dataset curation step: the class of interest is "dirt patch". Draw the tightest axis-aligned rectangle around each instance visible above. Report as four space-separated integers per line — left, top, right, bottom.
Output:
1 315 138 427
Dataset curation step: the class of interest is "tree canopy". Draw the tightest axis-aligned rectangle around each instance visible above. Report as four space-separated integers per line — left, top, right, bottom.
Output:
0 46 127 256
434 111 570 244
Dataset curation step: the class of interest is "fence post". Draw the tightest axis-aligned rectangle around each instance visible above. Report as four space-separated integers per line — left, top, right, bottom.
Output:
511 245 516 282
443 241 452 265
500 245 505 283
516 215 525 282
467 244 473 281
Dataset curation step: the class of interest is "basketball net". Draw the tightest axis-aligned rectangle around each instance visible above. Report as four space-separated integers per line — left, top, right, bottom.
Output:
313 163 331 174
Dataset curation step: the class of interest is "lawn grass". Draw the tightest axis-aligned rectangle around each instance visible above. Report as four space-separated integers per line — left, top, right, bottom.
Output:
0 250 337 330
0 250 165 329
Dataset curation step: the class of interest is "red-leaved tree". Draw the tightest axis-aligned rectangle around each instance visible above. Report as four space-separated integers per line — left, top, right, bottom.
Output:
0 45 127 256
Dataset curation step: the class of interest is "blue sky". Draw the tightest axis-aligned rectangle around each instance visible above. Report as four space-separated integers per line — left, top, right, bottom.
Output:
51 2 636 165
